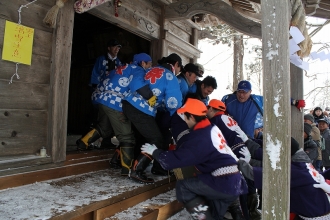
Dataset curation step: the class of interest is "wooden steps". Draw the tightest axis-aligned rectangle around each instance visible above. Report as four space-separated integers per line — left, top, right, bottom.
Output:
0 150 184 220
103 189 184 220
0 149 114 190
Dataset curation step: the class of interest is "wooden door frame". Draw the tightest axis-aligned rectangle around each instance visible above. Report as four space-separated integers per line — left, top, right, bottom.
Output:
47 0 75 163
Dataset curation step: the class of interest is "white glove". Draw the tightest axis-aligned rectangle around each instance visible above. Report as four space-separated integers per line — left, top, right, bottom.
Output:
234 126 248 142
239 147 251 163
141 143 157 155
313 175 330 194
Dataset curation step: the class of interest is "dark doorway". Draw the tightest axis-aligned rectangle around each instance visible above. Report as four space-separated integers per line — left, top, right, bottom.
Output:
68 12 150 135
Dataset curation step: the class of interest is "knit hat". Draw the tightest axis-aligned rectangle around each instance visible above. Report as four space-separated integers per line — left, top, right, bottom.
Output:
304 114 314 123
177 98 207 116
208 99 226 112
304 123 312 135
237 80 252 92
291 137 300 156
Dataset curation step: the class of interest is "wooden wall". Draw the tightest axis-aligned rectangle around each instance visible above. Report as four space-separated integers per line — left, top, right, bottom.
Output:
0 0 53 156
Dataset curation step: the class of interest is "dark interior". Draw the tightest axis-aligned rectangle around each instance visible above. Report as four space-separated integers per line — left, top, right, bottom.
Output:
68 12 150 135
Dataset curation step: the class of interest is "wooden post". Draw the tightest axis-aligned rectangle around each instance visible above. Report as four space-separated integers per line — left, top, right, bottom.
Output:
47 0 75 163
233 35 244 90
261 0 291 219
290 64 304 147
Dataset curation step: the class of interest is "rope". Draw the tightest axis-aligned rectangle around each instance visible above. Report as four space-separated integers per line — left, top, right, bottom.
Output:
9 63 20 84
10 0 38 84
291 0 313 58
18 0 38 24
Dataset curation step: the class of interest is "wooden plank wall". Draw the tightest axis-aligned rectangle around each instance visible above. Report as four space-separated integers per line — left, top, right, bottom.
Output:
0 0 54 156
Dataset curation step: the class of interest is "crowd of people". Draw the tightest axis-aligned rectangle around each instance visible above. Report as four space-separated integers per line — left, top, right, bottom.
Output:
75 39 330 220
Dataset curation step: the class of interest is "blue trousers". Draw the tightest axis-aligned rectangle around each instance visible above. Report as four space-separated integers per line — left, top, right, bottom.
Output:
176 177 237 219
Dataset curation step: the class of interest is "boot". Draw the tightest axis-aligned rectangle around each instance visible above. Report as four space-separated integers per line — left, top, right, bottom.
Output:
185 197 214 220
109 146 121 169
129 153 154 184
76 129 101 150
151 160 168 176
120 143 134 176
247 193 261 220
228 199 245 220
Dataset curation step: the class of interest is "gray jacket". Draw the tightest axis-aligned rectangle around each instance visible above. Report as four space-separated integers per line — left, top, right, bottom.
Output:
321 128 330 166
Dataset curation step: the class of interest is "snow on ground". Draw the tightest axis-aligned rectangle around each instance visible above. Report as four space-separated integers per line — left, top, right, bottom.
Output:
0 166 169 220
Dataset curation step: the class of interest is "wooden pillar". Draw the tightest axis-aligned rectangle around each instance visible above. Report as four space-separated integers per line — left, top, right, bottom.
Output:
47 0 75 163
151 6 165 62
291 64 304 146
261 0 291 219
191 28 198 63
233 35 244 90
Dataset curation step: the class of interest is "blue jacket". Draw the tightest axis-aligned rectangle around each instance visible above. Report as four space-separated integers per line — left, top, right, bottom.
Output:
124 65 182 117
92 64 147 112
177 74 191 101
222 93 263 137
90 55 122 86
153 119 247 196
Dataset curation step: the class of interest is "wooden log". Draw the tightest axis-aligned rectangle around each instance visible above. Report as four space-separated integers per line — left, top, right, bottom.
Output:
261 0 291 219
47 0 75 163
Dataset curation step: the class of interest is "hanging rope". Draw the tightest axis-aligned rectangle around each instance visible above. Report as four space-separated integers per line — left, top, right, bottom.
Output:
291 0 313 58
43 0 69 28
9 0 38 84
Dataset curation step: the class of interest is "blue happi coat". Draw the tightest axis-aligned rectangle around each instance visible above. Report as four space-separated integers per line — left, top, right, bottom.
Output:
153 119 248 196
92 64 147 112
90 55 122 86
124 65 182 117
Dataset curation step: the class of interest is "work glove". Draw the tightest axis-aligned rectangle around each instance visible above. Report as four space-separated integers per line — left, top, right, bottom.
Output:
313 175 330 194
291 99 305 111
234 126 249 142
141 143 157 155
239 147 251 163
147 95 157 107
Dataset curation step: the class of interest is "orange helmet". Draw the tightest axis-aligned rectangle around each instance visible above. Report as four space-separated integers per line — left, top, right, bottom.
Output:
208 99 226 112
177 98 207 116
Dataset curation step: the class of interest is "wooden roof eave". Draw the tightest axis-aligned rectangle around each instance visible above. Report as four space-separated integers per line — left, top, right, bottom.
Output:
165 0 261 38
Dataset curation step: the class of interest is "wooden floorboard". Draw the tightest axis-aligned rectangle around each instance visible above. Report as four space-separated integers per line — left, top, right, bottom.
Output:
50 176 176 220
94 181 176 220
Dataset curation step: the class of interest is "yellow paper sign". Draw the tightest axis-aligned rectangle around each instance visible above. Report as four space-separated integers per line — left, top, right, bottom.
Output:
2 21 34 65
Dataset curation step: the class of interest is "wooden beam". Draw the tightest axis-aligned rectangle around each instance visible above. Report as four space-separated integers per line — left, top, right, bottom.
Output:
157 200 184 220
165 0 261 38
48 0 75 163
0 159 110 190
94 181 176 219
290 64 304 147
261 0 291 219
